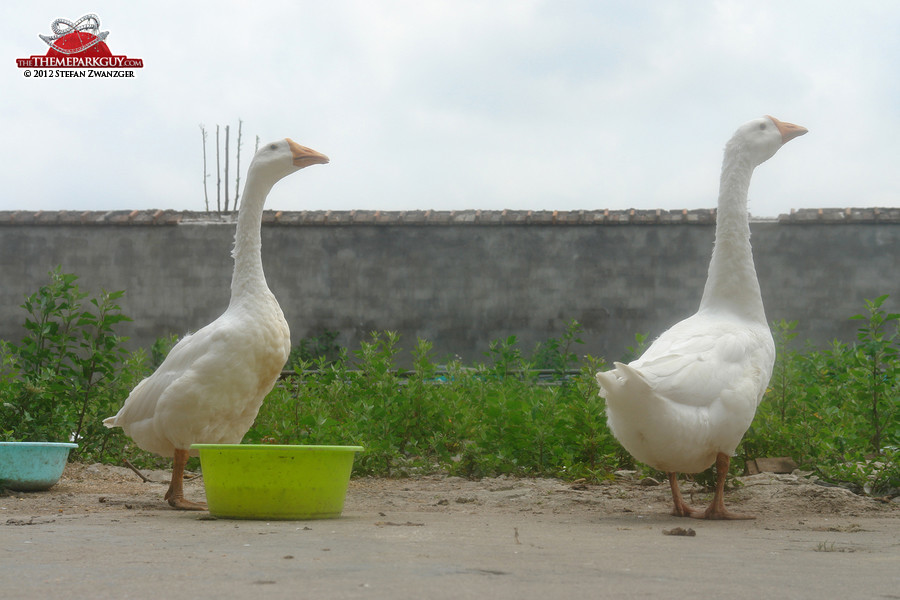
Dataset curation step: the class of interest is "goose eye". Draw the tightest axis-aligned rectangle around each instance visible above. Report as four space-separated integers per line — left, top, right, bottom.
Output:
269 143 278 151
758 123 766 130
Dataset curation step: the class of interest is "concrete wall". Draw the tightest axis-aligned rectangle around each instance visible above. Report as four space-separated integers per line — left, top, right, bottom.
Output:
1 209 897 366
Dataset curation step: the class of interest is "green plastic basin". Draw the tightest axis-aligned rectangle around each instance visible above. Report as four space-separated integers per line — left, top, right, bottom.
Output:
0 442 78 491
191 444 363 520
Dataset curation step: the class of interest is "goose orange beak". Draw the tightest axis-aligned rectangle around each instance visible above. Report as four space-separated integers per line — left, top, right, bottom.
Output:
766 116 808 144
287 138 329 168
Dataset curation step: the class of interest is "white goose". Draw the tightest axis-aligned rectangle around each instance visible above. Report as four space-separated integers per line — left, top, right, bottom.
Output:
104 139 329 510
595 116 806 519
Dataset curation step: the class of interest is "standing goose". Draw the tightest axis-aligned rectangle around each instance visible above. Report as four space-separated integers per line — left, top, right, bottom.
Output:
595 116 806 519
104 139 329 510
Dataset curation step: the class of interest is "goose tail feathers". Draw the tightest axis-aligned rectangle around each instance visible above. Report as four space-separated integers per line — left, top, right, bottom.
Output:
595 361 652 399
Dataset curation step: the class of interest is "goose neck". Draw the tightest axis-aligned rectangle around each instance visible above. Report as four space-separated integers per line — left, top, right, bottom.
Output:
698 151 766 322
229 171 273 302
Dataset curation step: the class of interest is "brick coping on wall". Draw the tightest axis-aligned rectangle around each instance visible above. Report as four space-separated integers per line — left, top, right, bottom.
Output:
0 207 896 226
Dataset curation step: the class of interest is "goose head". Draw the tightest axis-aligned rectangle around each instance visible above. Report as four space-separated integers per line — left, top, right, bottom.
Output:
728 116 807 167
249 138 329 183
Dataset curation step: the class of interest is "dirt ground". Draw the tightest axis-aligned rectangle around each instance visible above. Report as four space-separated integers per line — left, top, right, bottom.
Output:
2 463 898 599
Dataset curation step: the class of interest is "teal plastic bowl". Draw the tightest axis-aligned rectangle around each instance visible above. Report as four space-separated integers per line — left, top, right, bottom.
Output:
0 442 78 491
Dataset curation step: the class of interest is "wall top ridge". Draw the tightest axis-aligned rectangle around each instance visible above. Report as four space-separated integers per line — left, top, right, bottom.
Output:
0 207 896 226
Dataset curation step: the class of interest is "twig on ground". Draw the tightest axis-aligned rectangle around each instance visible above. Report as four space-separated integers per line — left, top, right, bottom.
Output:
122 459 151 483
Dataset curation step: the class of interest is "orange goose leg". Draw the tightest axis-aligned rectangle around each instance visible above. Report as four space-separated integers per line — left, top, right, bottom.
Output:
668 472 700 517
164 448 207 511
694 452 754 520
669 453 754 520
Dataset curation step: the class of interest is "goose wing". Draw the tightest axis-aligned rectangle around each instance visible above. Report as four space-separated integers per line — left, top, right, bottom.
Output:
630 315 773 409
103 318 229 429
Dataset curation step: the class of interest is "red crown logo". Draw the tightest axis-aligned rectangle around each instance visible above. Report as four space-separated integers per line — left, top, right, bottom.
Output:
39 14 111 57
16 13 143 70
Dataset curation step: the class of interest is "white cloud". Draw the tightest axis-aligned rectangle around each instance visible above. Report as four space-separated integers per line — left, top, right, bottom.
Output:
0 1 897 215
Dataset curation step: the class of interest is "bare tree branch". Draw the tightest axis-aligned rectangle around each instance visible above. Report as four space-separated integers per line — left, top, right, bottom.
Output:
224 125 230 212
216 125 221 213
234 119 243 211
202 121 261 213
199 124 209 213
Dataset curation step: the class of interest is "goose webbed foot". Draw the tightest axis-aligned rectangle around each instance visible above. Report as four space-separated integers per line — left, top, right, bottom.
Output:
697 452 755 520
165 448 208 511
668 472 703 518
165 491 208 511
696 505 755 520
676 453 755 520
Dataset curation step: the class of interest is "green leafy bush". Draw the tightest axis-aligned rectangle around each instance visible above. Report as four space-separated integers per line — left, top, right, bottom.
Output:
0 268 137 461
246 321 620 480
1 271 896 496
288 329 342 366
743 296 898 495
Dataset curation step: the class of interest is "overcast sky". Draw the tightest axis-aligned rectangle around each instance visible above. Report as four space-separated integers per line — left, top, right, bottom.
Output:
2 1 898 217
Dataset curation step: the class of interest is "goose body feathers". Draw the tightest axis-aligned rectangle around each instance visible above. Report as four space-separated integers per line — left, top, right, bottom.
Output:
598 313 774 474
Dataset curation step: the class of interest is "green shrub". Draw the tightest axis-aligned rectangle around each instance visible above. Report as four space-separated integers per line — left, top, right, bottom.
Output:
1 271 895 496
0 268 136 461
743 296 899 495
246 321 625 481
288 329 341 366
